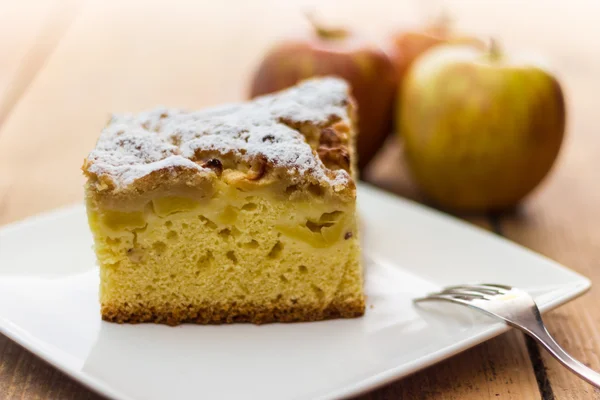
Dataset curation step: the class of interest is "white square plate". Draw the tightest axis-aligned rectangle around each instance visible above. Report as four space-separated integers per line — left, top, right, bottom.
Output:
0 184 590 400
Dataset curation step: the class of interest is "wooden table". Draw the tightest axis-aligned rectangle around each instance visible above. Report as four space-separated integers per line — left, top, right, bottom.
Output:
1 0 599 398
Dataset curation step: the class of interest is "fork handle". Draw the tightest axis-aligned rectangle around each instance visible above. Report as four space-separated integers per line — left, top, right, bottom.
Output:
518 322 600 388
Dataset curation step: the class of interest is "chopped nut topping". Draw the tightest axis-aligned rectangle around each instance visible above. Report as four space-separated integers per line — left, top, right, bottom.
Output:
246 155 267 181
319 127 342 147
318 146 351 171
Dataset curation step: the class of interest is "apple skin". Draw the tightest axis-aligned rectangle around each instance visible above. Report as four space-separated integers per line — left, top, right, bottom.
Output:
249 32 397 170
399 45 566 212
388 30 447 84
387 23 485 87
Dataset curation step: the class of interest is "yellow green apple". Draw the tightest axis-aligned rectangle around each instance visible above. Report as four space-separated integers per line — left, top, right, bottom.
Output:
399 43 566 211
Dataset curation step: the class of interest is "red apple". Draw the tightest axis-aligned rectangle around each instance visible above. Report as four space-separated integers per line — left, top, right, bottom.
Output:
387 15 484 90
249 18 397 170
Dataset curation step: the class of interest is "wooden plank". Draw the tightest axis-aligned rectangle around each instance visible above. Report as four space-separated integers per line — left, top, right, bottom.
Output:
0 0 54 99
0 0 79 126
362 332 538 399
0 0 79 214
0 336 104 399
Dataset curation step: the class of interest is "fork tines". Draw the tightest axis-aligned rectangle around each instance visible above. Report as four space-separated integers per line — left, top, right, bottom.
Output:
414 283 513 303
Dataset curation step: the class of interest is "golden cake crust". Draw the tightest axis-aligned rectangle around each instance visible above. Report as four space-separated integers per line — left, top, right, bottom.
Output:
101 297 365 326
82 77 358 208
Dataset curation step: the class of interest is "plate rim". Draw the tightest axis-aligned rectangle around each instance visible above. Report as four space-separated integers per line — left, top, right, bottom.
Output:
0 187 592 400
322 277 590 400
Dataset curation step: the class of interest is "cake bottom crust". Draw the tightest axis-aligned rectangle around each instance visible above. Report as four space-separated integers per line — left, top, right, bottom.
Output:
102 299 365 326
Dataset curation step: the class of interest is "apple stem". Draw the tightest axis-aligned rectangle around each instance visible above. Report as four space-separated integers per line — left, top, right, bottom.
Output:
304 11 348 40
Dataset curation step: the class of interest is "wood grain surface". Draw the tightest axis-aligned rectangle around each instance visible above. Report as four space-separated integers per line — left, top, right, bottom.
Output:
0 0 78 127
0 0 599 399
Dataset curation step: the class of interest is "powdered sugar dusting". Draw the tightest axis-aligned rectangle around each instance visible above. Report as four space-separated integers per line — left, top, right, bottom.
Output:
85 77 352 189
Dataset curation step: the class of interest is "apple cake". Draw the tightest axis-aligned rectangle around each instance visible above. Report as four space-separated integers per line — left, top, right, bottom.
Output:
83 77 364 325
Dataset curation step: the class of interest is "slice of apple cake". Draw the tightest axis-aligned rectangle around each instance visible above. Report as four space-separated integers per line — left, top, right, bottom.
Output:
82 77 364 325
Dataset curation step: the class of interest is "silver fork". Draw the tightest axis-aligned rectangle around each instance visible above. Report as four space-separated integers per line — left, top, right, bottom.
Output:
414 283 600 388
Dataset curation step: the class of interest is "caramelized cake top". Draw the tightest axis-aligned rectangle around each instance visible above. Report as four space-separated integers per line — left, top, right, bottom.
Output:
83 78 357 204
